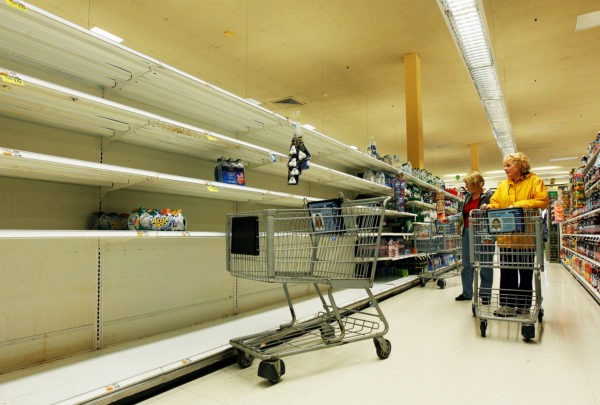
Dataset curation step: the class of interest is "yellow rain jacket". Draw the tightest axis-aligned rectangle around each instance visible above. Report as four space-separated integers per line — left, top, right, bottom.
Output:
488 173 548 249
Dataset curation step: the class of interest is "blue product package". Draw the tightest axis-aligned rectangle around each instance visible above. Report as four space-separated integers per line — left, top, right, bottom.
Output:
486 207 525 233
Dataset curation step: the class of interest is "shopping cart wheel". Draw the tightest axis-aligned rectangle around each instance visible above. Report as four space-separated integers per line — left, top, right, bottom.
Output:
419 278 426 287
236 350 254 369
521 324 535 342
437 279 446 289
258 359 285 384
538 307 544 323
319 323 335 342
373 337 391 359
480 320 487 337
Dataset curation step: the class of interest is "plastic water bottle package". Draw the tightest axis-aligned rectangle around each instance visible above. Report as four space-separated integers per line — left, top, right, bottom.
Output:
88 208 187 231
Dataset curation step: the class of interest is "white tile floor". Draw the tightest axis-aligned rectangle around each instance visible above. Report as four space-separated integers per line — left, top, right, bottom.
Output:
140 262 600 405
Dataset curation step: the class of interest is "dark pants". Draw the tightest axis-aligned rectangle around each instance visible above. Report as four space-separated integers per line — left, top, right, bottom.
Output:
499 248 534 308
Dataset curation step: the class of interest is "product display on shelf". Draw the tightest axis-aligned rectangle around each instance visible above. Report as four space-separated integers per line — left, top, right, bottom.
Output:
560 131 600 303
287 125 311 185
126 207 187 231
215 157 246 186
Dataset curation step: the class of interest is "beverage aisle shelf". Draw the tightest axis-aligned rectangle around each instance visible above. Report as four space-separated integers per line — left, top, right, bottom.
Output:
562 207 600 224
402 171 463 202
0 70 392 196
0 147 317 207
582 148 600 176
562 247 600 268
562 234 600 240
561 260 600 305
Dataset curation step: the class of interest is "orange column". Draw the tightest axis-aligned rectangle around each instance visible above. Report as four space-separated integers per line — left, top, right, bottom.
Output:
470 143 479 172
404 53 424 169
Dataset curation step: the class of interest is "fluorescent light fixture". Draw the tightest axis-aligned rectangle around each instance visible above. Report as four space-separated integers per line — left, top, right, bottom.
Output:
443 173 467 177
245 98 262 105
90 26 124 43
575 10 600 31
437 0 516 156
531 166 560 171
485 170 506 174
549 156 578 162
302 124 316 130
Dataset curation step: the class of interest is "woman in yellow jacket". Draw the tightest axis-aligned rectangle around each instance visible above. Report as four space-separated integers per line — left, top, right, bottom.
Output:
481 152 548 317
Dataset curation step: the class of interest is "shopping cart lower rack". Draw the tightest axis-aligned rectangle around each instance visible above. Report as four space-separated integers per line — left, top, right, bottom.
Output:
469 208 545 342
416 221 462 289
226 196 392 383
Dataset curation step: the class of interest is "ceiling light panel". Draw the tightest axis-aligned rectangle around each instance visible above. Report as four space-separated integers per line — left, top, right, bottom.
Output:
437 0 516 156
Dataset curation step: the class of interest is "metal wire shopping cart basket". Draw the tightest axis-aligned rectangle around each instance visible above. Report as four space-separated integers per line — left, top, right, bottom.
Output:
226 196 391 383
469 208 545 341
416 221 463 289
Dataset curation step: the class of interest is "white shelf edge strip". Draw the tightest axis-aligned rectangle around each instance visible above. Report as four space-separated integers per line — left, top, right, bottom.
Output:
562 207 600 223
0 147 318 204
562 247 600 267
0 230 225 239
562 234 600 239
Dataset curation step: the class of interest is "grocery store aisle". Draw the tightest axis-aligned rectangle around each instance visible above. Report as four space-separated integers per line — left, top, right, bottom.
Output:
139 262 600 405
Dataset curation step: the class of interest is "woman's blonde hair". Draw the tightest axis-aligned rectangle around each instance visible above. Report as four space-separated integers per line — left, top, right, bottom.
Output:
464 171 485 189
503 152 531 174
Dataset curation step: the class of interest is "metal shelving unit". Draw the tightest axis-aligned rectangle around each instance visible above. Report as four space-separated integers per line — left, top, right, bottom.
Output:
0 147 318 207
0 70 393 196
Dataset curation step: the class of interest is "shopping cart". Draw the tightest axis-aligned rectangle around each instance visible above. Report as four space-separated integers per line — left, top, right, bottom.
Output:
226 196 392 383
469 208 545 341
416 221 463 289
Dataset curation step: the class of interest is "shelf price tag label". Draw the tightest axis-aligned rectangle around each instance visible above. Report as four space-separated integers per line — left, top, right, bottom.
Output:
2 150 23 157
270 153 277 163
1 74 24 86
206 135 218 142
6 0 28 11
207 185 218 192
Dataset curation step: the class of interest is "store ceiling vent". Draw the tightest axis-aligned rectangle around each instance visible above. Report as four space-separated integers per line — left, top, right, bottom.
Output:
272 96 304 106
575 10 600 31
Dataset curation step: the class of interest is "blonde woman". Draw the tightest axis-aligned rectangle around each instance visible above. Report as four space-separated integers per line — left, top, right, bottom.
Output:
442 171 493 303
481 152 548 317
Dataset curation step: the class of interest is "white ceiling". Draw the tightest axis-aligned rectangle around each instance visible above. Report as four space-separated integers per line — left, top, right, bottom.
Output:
27 0 600 187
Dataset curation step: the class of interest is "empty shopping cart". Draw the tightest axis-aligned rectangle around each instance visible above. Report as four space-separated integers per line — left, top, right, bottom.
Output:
469 208 544 341
416 221 462 289
226 196 392 383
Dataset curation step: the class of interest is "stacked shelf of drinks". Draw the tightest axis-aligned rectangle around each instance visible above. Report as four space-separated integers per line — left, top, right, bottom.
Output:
558 131 600 302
